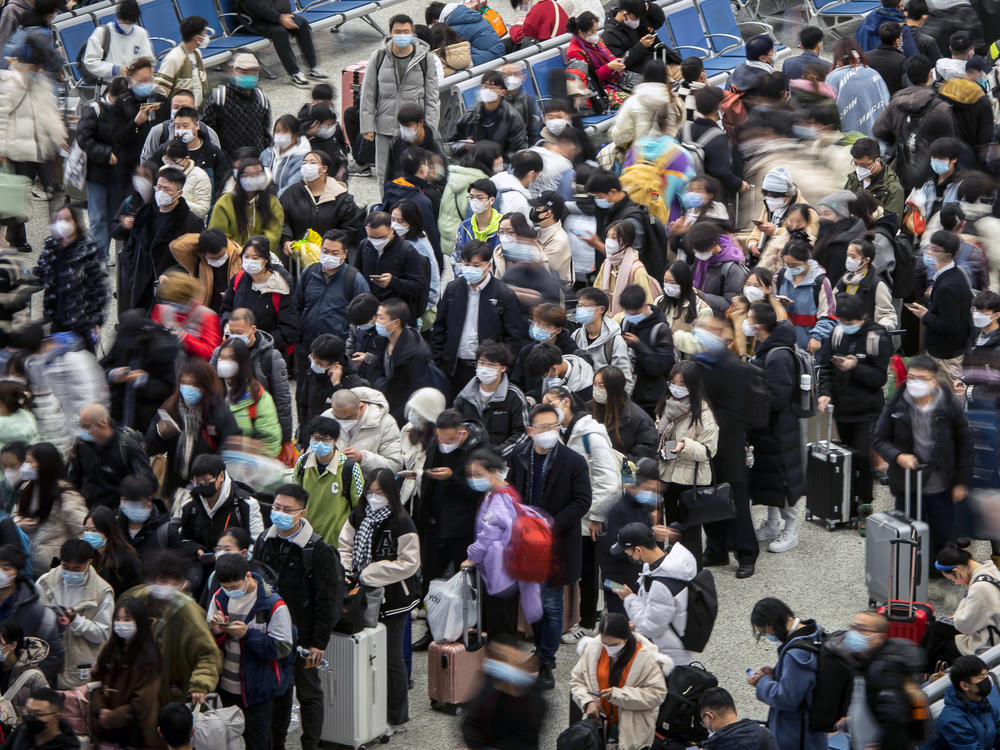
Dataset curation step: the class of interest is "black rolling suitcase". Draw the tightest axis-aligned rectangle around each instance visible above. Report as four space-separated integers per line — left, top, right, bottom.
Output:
805 405 857 530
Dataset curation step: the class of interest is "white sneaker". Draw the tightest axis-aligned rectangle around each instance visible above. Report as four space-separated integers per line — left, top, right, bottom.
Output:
385 724 407 737
413 605 426 621
561 624 595 644
768 528 798 553
755 519 780 542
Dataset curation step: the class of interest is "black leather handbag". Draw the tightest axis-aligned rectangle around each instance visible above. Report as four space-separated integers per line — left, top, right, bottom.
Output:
678 462 735 525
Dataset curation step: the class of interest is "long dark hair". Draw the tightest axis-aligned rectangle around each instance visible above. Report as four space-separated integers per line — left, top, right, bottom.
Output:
85 506 137 575
219 339 262 406
391 199 425 243
460 141 502 176
655 361 709 425
163 358 223 421
750 597 795 643
657 260 698 324
96 597 161 677
16 443 65 523
591 365 626 446
362 468 405 518
233 158 277 238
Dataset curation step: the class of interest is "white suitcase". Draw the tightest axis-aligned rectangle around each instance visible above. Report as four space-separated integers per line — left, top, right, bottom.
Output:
320 625 388 748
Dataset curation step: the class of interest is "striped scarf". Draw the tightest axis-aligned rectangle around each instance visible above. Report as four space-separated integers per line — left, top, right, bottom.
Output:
353 504 392 575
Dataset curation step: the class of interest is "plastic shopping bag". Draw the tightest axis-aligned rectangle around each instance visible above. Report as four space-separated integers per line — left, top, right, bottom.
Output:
426 570 476 643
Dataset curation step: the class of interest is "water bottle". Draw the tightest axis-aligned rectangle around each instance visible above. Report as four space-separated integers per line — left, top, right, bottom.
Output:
800 371 812 413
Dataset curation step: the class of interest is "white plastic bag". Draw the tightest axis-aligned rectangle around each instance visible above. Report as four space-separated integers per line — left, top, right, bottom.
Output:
426 570 475 643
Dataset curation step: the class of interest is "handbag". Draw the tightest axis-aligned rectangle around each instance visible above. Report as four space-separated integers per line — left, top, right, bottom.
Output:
0 165 30 222
678 462 735 526
335 576 384 634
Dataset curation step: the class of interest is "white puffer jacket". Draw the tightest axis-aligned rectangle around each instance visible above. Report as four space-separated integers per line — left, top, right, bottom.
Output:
564 414 621 534
322 387 403 474
0 67 66 163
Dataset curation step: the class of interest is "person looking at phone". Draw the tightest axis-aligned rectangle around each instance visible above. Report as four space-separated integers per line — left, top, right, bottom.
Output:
611 522 697 665
569 612 668 750
605 0 676 73
566 13 631 106
745 167 802 260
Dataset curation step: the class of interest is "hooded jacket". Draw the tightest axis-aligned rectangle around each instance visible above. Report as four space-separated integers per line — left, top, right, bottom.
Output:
938 78 994 166
0 580 65 684
1 637 49 720
622 542 698 664
563 414 622 534
817 319 891 421
748 322 806 508
359 38 440 136
439 164 490 255
569 633 671 750
260 135 312 198
855 7 919 57
169 233 242 309
774 259 837 349
454 375 529 458
279 176 364 248
844 161 905 219
873 85 951 190
935 682 1000 750
611 83 684 147
228 387 281 457
826 64 891 137
0 67 66 163
321 386 403 473
572 317 635 394
951 559 1000 656
439 3 505 64
694 235 749 315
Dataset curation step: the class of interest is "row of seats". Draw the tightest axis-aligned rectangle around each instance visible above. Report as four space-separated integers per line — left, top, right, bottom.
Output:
52 0 406 87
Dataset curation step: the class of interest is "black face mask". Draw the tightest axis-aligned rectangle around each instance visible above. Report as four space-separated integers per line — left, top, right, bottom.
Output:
192 482 217 497
22 716 46 736
529 207 549 223
975 678 993 697
574 195 596 216
788 228 809 240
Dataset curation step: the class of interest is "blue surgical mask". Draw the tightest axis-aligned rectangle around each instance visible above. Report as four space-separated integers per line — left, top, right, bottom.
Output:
693 328 724 352
624 312 646 325
792 124 818 140
785 264 805 276
923 252 938 272
462 265 485 285
930 158 951 175
467 476 492 492
574 306 596 325
270 510 297 531
233 74 258 90
358 322 374 331
844 630 870 652
483 658 536 688
310 440 334 457
223 584 247 599
681 192 705 209
766 633 781 643
61 569 86 585
840 323 861 335
179 384 202 404
530 323 552 342
635 489 659 506
132 82 154 97
120 500 152 524
391 33 413 47
83 531 105 549
230 334 250 345
375 322 391 337
77 428 95 443
594 197 611 209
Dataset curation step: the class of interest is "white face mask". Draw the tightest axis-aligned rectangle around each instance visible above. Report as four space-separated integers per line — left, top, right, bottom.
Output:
504 75 523 91
625 17 641 27
531 430 559 450
391 221 409 236
764 196 787 213
669 383 689 399
368 236 391 252
154 189 176 208
240 174 268 192
206 253 228 268
477 365 500 384
906 380 933 399
51 219 75 239
663 283 681 298
741 319 757 338
242 258 265 275
585 33 601 44
300 162 321 182
974 311 994 329
468 198 489 215
438 440 461 454
336 418 358 434
273 133 292 148
547 118 569 135
320 253 344 270
694 249 714 261
604 238 621 256
854 165 872 181
316 124 337 140
150 583 178 600
592 387 607 404
175 128 195 143
479 88 500 104
216 359 239 379
845 257 864 274
113 621 137 640
367 493 389 510
399 125 418 142
604 642 626 657
742 285 765 303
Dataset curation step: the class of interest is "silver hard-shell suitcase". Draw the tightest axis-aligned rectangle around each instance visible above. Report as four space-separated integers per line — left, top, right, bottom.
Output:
865 468 930 607
320 624 388 748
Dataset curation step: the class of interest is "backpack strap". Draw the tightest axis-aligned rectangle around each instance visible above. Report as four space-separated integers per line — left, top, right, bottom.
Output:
300 531 324 577
156 519 171 549
2 667 42 703
341 457 358 511
602 336 614 364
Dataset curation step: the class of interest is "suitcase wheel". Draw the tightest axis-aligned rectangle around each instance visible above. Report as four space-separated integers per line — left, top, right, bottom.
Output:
825 521 837 532
805 511 813 521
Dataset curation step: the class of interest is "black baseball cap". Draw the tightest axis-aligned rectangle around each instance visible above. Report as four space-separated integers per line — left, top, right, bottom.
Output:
967 55 991 74
528 190 566 221
610 522 656 555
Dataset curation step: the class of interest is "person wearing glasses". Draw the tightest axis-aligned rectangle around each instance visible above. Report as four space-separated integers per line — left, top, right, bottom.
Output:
4 688 79 750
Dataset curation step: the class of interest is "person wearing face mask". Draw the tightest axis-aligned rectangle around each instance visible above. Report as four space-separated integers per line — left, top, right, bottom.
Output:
205 554 293 750
151 16 210 109
438 141 504 257
210 159 284 255
456 180 502 272
0 443 26 514
0 545 62 684
358 15 440 187
323 387 404 474
498 62 542 142
82 507 142 598
79 0 153 83
111 163 157 252
145 359 242 497
591 365 655 462
526 191 574 283
150 271 222 360
113 475 190 577
461 636 547 749
960 290 1000 407
699 687 779 750
935 655 1000 750
34 539 114 689
727 267 789 358
91 597 162 750
366 299 436 425
385 106 448 190
655 362 719 565
747 597 826 750
936 541 1000 661
168 228 242 313
150 106 230 196
566 12 629 108
433 241 526 397
595 220 659 316
2 689 80 750
202 53 273 158
746 167 810 260
612 60 684 152
873 355 972 557
299 104 348 184
122 550 222 707
917 136 967 217
490 150 541 227
610 522 697 665
356 212 428 327
573 289 635 392
338 470 420 734
449 71 529 162
454 341 529 457
252 483 343 750
844 138 906 219
297 334 370 444
569 612 669 750
260 115 312 198
834 238 898 330
215 339 282 457
772 240 837 354
218 236 300 356
508 404 591 689
0 622 49 727
0 388 37 460
157 140 212 220
681 221 748 318
619 284 676 416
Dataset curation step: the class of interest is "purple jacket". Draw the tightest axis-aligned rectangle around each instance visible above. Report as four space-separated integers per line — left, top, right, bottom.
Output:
466 486 543 622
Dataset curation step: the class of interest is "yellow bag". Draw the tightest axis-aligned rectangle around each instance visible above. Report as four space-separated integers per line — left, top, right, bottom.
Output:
289 229 322 267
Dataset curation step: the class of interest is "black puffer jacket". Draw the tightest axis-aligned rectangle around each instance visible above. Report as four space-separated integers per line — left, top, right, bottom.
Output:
295 365 369 443
109 89 154 197
620 306 675 413
817 320 891 422
748 322 805 508
454 375 528 458
35 234 108 338
448 101 528 160
600 399 658 460
75 98 121 187
201 82 272 157
602 8 657 73
366 327 434 425
219 265 300 354
279 177 365 245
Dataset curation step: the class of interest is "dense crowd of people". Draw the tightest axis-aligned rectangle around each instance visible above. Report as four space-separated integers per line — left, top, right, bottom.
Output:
2 0 1000 744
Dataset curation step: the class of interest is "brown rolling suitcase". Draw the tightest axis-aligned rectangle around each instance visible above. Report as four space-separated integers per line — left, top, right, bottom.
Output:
427 567 486 714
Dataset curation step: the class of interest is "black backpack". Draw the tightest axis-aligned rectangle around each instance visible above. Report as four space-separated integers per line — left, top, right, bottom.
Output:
872 226 917 300
654 661 718 745
636 204 671 285
76 25 110 86
654 570 718 653
789 630 852 733
556 718 602 750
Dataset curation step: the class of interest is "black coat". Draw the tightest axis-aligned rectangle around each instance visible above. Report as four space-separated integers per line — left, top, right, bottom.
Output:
93 547 143 598
865 44 907 95
461 678 547 750
873 387 973 498
279 180 365 245
817 320 891 422
431 275 526 374
509 440 591 585
511 329 586 388
595 493 647 586
0 720 79 750
449 102 528 160
100 311 181 430
923 265 972 359
380 176 443 267
344 506 420 616
116 507 185 562
68 426 156 509
368 327 434 425
112 90 155 197
600 399 658 460
76 99 121 187
254 527 345 650
454 376 529 458
748 323 805 508
120 198 204 312
179 481 257 553
219 265 300 354
201 82 272 157
602 7 676 71
296 367 369 443
356 235 427 325
696 348 752 483
35 235 108 338
813 217 865 285
688 117 742 195
385 127 448 185
620 306 675 412
417 434 484 542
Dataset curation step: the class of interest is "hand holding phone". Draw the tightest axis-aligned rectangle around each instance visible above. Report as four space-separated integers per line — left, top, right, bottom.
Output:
604 579 626 593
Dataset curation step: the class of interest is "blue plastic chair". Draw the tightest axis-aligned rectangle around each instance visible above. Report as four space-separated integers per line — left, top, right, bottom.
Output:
458 76 483 110
663 5 741 73
175 0 262 57
809 0 880 21
528 49 564 101
137 0 182 57
53 15 97 82
91 4 120 25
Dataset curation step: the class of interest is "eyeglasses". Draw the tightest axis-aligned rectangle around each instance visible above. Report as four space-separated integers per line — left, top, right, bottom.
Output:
271 504 302 515
530 422 560 433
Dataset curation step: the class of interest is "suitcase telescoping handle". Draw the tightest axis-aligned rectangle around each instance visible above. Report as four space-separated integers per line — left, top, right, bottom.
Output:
461 566 485 650
825 403 835 446
888 537 919 620
902 465 927 521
